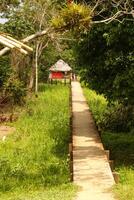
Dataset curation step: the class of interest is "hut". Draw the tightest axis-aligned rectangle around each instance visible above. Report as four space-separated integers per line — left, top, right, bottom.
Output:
49 59 72 82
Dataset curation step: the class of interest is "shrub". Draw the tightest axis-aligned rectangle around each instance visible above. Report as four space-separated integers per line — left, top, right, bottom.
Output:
3 74 26 105
100 104 134 133
0 56 11 88
83 87 134 133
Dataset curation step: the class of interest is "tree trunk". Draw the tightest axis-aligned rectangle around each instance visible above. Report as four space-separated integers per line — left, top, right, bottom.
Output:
35 43 39 93
28 59 35 91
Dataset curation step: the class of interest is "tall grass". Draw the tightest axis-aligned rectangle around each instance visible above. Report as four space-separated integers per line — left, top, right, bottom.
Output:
83 88 107 125
0 84 76 200
83 87 134 200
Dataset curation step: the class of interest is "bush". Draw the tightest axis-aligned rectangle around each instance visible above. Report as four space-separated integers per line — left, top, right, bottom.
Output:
83 87 107 125
100 104 134 132
0 56 11 88
3 74 26 105
83 87 134 133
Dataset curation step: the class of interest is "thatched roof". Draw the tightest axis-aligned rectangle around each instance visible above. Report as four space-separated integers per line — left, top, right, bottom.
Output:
50 59 72 72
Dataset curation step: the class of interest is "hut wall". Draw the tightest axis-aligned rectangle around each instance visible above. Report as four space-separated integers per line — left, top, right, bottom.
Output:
51 72 64 79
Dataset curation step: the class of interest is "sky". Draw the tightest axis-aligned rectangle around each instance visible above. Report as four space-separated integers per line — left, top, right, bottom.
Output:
0 12 8 24
0 18 8 24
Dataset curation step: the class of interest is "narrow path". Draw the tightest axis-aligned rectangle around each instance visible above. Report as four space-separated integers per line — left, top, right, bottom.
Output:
72 81 116 200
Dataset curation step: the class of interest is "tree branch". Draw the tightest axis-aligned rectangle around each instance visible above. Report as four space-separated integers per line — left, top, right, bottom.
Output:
92 10 134 24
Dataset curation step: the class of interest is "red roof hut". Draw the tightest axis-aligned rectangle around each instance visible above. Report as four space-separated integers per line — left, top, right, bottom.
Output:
49 59 72 80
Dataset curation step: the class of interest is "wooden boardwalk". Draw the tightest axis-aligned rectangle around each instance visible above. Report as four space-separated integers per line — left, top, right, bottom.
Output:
72 81 116 200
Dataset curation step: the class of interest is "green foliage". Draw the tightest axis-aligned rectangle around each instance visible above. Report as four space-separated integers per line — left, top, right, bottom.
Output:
61 48 77 68
3 74 26 104
83 87 107 125
99 105 134 132
84 86 134 200
0 55 29 105
102 132 134 200
0 56 11 88
0 0 63 96
83 87 134 132
52 3 92 33
0 57 25 105
0 0 20 13
77 21 134 105
3 15 35 38
0 85 73 197
102 132 134 166
39 42 77 82
0 184 76 200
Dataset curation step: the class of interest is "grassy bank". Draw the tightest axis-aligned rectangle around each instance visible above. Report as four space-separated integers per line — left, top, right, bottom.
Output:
0 84 76 200
83 87 134 200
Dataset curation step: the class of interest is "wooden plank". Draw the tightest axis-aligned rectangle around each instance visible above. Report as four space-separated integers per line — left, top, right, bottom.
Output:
0 36 28 55
69 143 73 153
70 160 73 173
0 47 9 56
105 150 110 160
113 172 120 183
17 48 28 55
0 28 49 56
22 28 49 43
5 35 33 52
109 160 114 171
0 35 21 48
0 38 14 48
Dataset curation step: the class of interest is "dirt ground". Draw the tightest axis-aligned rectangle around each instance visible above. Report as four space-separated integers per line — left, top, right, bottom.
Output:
0 125 15 140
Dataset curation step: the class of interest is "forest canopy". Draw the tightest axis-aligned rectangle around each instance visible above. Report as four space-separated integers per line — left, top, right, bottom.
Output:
0 0 134 107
